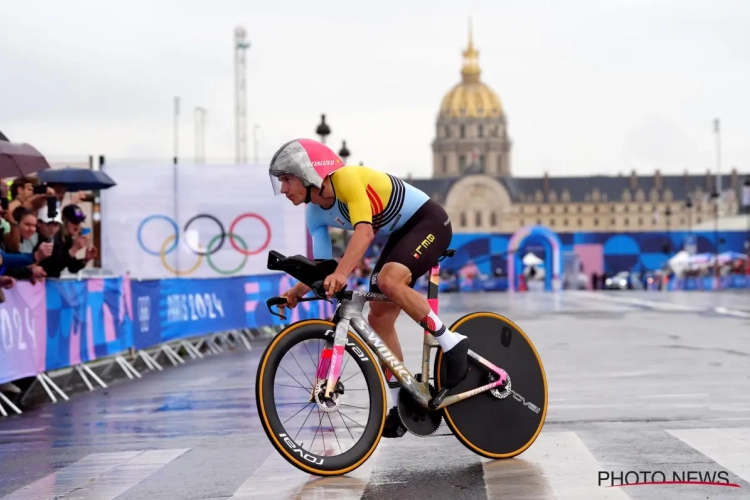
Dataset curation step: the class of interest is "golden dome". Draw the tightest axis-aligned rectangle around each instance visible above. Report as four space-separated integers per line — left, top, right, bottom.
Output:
439 20 503 119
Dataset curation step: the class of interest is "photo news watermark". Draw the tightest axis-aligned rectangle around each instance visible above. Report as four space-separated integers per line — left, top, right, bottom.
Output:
598 470 741 488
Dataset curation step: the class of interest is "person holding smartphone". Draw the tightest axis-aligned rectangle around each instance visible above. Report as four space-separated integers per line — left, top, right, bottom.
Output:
37 204 97 278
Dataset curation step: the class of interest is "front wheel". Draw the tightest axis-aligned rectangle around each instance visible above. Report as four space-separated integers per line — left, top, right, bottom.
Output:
255 319 387 476
434 312 548 459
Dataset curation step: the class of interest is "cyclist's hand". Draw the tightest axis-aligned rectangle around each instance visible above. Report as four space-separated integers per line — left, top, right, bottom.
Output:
280 287 303 309
324 271 347 297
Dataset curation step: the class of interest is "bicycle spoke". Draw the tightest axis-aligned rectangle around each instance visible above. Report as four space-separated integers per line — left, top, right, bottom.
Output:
283 402 314 425
278 365 310 393
326 412 343 454
288 349 314 388
337 408 357 441
339 403 369 411
293 404 317 442
276 383 311 393
302 340 319 373
339 410 368 430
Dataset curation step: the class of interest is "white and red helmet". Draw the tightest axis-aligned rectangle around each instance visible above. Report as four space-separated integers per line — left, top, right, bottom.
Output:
269 138 345 196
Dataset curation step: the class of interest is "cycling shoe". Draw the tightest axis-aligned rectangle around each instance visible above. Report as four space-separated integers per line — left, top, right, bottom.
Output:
382 406 406 438
442 337 470 389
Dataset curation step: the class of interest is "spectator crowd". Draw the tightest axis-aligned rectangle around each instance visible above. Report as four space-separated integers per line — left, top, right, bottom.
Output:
0 175 97 302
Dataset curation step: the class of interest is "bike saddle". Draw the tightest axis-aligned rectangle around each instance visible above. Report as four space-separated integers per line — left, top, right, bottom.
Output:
267 250 338 287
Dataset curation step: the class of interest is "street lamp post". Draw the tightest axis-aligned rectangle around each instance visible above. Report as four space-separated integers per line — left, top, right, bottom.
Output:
685 196 693 252
316 114 331 144
664 206 672 254
711 187 720 282
743 175 750 254
338 140 351 246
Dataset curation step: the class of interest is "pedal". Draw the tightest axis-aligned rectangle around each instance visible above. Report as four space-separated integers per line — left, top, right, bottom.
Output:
427 388 449 410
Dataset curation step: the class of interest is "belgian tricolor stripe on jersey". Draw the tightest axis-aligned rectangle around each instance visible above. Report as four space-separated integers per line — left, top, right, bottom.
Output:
337 174 406 232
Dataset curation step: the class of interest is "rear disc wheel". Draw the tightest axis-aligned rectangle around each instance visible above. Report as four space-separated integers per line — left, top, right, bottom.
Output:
434 312 548 459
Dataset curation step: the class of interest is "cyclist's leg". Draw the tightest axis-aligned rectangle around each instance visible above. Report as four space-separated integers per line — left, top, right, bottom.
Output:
373 201 469 389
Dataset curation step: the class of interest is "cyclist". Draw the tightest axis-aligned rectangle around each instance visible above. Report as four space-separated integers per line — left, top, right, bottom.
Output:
270 138 469 438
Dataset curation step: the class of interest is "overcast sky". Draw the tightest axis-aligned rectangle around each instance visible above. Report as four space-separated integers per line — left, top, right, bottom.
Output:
2 0 749 179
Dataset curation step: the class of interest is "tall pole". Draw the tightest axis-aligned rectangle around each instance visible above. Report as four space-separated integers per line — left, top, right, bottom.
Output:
253 124 260 164
714 118 722 213
235 27 251 164
743 175 750 255
194 107 207 164
173 96 180 165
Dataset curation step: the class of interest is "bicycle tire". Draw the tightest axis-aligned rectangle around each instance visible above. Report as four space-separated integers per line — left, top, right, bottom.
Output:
256 319 387 476
433 312 548 459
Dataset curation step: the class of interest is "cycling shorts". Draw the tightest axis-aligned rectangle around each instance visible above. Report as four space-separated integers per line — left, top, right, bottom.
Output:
369 199 452 293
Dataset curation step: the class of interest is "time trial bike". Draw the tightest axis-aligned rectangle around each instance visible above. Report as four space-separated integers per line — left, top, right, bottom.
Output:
255 249 548 476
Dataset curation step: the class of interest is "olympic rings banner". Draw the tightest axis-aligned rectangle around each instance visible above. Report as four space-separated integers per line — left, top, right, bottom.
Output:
100 163 307 279
0 274 334 385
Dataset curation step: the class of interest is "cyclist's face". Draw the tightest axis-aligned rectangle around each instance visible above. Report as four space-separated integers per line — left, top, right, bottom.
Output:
278 175 305 205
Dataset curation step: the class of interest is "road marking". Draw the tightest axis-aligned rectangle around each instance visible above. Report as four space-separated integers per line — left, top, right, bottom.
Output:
668 428 750 484
1 449 188 500
483 432 629 499
0 427 46 435
230 439 382 499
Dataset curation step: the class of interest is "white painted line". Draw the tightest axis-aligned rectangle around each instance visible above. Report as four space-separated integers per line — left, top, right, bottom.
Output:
0 427 46 435
0 449 188 500
483 431 629 499
668 428 750 484
636 393 709 399
231 440 383 499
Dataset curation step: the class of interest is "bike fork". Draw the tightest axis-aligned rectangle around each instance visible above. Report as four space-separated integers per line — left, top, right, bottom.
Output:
310 318 351 402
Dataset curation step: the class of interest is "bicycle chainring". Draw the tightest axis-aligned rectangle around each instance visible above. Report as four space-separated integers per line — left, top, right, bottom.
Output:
397 383 443 437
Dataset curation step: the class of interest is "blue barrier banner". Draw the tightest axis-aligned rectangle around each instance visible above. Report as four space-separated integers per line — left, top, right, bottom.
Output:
130 273 336 347
0 282 47 385
45 277 135 371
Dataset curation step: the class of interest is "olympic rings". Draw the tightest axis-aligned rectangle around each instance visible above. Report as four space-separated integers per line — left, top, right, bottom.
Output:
160 234 203 276
138 212 272 276
183 214 225 256
229 213 272 256
206 233 249 275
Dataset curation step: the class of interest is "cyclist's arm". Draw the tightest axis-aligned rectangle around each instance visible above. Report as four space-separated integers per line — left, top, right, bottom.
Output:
332 170 375 277
292 206 333 296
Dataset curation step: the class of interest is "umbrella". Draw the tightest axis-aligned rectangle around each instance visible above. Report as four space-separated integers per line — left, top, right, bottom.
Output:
0 139 51 177
38 167 116 191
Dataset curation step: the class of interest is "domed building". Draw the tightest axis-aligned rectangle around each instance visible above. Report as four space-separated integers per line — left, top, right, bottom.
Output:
408 24 747 234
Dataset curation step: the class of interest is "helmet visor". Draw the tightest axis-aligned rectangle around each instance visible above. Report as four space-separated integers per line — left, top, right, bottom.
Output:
269 173 284 196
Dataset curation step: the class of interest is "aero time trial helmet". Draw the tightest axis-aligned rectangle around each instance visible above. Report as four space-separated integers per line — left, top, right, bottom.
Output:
268 138 345 196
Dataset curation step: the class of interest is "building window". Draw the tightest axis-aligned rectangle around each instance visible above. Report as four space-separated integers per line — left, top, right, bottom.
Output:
563 219 569 227
652 218 657 225
490 211 497 226
611 205 616 213
459 155 466 171
577 218 583 226
577 205 582 213
444 126 450 138
537 219 542 225
460 212 467 227
624 218 629 226
550 219 555 226
680 217 685 225
611 218 616 225
478 124 484 138
478 155 485 172
696 216 702 224
624 205 629 213
638 205 643 213
475 211 482 227
638 217 643 226
520 219 525 226
594 218 599 226
441 155 447 174
594 205 599 213
460 124 465 138
537 206 542 214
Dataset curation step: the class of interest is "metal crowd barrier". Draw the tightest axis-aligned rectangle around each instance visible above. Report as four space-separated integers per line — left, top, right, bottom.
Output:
0 273 333 417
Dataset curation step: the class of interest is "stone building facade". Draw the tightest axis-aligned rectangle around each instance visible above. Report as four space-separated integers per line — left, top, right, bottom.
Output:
409 27 747 234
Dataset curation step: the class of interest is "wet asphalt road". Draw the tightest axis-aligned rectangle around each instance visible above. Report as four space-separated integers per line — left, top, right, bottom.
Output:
0 290 749 500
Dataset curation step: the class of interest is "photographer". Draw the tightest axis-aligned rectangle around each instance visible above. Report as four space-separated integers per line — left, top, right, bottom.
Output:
5 176 55 254
37 204 96 278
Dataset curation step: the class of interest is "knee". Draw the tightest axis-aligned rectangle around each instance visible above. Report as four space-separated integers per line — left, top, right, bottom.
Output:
377 263 411 296
368 303 400 329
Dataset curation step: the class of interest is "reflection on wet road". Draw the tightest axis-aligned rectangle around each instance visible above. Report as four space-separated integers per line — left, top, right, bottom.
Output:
0 291 748 499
